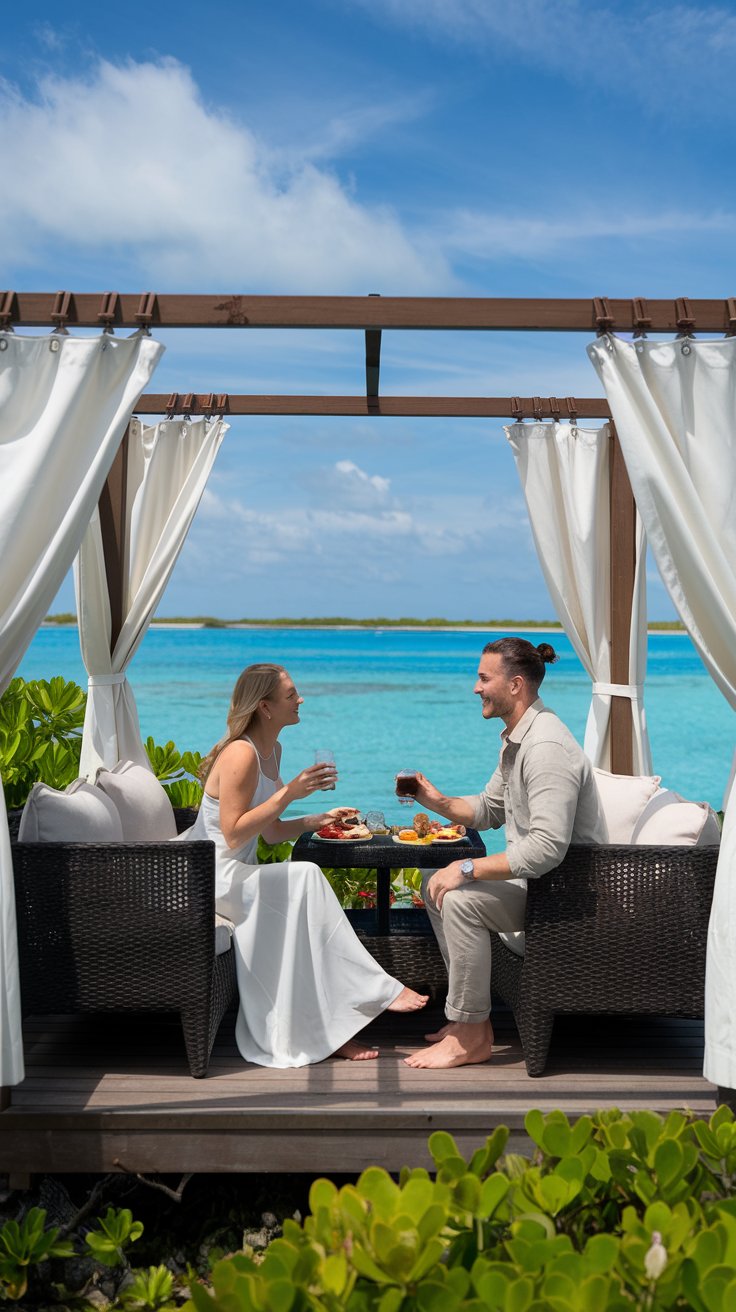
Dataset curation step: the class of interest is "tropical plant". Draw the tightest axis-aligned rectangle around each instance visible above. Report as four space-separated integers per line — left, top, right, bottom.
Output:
85 1206 144 1268
0 676 86 808
0 1206 74 1301
143 737 203 806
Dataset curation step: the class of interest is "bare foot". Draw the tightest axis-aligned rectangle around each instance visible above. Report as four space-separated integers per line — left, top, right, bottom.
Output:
426 1019 494 1045
334 1039 380 1060
387 986 430 1013
404 1020 493 1069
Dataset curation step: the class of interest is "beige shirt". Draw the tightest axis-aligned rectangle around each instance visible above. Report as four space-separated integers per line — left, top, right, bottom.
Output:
465 698 607 878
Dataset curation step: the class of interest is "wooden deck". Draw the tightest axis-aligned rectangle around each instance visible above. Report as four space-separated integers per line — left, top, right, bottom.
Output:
0 1006 716 1179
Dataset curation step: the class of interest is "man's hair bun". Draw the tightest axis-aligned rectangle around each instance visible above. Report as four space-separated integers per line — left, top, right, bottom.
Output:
536 643 558 664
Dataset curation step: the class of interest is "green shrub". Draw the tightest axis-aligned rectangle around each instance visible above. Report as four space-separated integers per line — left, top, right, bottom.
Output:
182 1106 736 1311
0 676 203 810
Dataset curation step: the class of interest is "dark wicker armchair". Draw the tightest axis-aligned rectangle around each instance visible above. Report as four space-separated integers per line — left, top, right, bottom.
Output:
491 843 719 1076
8 807 237 1078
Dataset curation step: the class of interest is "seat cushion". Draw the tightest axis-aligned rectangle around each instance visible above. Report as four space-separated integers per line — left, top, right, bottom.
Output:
592 768 662 843
95 760 177 841
18 780 124 842
215 913 235 956
631 789 722 846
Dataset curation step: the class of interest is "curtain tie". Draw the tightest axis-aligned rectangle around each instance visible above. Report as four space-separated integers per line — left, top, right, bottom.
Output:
591 682 643 701
88 673 127 686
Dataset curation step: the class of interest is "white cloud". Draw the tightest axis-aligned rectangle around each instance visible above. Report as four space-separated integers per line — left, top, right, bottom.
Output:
0 58 446 291
442 208 735 261
348 0 736 111
334 460 391 501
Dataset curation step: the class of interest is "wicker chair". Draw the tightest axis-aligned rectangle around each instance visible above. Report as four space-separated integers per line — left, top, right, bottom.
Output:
8 807 237 1078
490 843 719 1076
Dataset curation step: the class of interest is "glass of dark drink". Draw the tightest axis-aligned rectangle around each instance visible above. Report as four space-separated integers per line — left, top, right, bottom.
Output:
395 770 419 804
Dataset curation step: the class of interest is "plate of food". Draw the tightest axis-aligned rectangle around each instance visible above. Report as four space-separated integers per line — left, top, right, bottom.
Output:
313 808 373 842
391 813 468 845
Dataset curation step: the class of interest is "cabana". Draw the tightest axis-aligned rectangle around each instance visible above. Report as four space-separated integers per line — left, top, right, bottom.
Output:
1 292 734 1137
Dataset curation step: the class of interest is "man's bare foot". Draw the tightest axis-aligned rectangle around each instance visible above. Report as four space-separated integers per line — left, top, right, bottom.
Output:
387 986 430 1013
426 1019 494 1045
334 1039 379 1060
404 1020 493 1069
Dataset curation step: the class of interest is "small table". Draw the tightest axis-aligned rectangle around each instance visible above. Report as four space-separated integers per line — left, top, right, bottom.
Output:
292 827 487 936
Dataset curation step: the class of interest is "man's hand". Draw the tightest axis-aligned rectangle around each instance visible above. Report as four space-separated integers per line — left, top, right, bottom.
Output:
412 772 446 812
426 860 467 911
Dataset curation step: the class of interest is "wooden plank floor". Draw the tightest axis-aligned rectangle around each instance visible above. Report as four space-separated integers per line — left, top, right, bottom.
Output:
0 1007 716 1176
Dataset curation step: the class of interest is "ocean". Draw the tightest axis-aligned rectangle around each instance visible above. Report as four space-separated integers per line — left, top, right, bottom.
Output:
16 626 733 855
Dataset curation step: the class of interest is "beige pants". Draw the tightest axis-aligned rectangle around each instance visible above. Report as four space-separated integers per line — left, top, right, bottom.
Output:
422 872 527 1023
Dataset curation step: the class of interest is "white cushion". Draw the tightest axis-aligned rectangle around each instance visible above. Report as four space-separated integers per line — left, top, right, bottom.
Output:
592 768 662 844
215 913 234 956
95 761 177 841
631 789 722 846
18 779 124 843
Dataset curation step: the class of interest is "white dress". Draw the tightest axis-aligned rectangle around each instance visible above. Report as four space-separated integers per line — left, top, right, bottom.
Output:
185 744 403 1067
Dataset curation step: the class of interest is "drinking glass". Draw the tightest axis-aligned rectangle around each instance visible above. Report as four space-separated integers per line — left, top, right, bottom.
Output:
364 810 388 834
314 749 337 790
395 769 419 804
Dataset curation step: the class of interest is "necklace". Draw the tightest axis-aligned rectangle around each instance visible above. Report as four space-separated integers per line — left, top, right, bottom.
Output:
246 736 277 763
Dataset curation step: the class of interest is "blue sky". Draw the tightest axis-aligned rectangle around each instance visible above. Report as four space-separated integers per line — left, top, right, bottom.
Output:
3 0 735 620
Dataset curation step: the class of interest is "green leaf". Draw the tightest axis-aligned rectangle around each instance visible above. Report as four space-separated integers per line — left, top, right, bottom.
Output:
429 1130 461 1164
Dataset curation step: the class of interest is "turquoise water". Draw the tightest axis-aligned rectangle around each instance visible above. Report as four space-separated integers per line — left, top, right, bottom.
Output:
16 627 734 849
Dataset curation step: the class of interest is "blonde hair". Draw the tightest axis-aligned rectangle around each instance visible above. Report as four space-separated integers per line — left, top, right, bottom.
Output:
198 663 286 784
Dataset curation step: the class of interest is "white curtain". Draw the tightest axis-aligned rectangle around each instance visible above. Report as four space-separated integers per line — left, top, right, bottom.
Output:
76 416 229 777
505 422 652 773
0 330 163 1086
588 332 736 1089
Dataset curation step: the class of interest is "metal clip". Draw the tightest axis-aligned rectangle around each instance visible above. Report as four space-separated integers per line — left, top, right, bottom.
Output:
181 393 195 415
97 291 121 332
216 393 228 413
50 290 74 334
565 397 579 423
201 393 215 417
632 297 651 338
675 297 695 337
510 397 524 423
134 292 157 335
531 396 544 422
548 396 561 422
593 297 615 336
166 393 179 415
0 291 18 330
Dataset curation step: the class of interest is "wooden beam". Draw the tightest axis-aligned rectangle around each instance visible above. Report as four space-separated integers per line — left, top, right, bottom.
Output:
609 423 637 775
97 425 130 652
134 394 612 418
5 293 736 332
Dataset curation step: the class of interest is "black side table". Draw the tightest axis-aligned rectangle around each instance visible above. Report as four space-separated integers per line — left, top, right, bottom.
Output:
292 828 487 936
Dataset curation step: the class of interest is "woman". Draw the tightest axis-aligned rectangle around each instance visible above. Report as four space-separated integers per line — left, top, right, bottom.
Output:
187 663 428 1067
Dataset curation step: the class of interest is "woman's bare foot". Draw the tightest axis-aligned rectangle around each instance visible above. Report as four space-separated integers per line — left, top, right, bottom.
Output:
387 986 430 1013
405 1020 493 1069
426 1019 494 1045
334 1039 379 1060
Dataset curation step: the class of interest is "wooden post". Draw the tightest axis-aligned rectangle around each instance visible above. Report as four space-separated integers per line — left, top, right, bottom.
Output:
97 424 130 651
609 423 637 775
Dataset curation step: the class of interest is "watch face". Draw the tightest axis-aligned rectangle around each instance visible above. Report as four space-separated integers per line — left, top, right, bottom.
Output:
460 858 474 878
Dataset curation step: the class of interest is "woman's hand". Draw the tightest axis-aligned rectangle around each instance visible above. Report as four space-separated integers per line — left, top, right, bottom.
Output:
286 762 337 800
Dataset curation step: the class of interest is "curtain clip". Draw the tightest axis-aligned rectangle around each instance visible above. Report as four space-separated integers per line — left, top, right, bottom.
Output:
632 297 651 338
50 290 74 334
593 296 615 336
725 297 736 338
134 292 158 336
565 397 578 423
0 291 18 331
201 392 215 419
548 396 561 422
97 291 121 333
510 396 524 423
166 393 179 416
531 395 544 421
216 393 229 415
181 393 195 415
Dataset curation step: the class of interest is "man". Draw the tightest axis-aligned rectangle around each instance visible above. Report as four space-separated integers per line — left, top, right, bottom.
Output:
404 636 607 1070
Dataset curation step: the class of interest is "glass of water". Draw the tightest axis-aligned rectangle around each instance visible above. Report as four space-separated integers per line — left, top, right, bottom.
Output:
314 749 337 790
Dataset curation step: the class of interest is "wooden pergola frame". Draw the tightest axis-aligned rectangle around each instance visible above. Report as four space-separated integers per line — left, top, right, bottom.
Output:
7 290 720 772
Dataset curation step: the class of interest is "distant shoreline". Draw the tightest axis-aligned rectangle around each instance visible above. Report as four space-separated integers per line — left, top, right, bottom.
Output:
43 615 687 634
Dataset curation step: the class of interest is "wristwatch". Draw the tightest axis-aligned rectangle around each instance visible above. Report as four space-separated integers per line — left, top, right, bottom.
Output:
459 858 475 881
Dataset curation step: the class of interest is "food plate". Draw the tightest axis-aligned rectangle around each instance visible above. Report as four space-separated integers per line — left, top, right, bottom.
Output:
312 832 371 843
391 834 468 846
